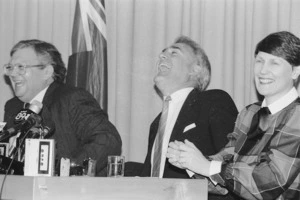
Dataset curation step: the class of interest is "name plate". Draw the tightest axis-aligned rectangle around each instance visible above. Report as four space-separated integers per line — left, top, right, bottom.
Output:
0 143 9 156
24 139 55 176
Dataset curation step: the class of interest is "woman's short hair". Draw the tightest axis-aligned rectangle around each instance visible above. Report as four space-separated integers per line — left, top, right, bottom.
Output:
255 31 300 67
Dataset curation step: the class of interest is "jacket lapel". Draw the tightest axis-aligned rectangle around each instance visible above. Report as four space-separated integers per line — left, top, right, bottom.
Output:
42 82 60 108
39 82 61 135
4 97 24 128
169 88 198 142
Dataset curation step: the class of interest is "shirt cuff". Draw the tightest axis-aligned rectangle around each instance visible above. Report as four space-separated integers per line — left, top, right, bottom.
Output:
187 160 221 181
209 160 222 185
187 160 221 177
210 160 222 176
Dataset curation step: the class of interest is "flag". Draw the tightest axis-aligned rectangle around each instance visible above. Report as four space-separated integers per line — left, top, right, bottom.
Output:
66 0 107 111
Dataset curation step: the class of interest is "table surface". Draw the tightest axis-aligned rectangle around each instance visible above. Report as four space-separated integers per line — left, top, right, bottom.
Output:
0 175 208 200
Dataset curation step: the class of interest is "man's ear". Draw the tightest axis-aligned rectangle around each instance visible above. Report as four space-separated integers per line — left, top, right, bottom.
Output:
189 64 201 80
292 66 300 80
44 64 54 80
192 64 201 73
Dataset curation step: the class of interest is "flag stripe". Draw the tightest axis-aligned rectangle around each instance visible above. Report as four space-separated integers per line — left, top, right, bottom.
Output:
91 0 106 19
66 0 107 111
79 0 106 51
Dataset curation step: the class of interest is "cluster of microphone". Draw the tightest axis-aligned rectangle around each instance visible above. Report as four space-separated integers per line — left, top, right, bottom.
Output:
0 100 54 142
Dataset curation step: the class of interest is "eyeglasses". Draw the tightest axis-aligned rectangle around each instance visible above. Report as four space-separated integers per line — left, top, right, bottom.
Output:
3 63 45 75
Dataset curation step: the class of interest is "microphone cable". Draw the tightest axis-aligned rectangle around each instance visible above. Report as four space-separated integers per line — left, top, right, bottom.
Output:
0 128 31 200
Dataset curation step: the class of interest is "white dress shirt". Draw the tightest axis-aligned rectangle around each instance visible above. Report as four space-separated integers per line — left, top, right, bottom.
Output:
29 86 49 105
151 87 194 178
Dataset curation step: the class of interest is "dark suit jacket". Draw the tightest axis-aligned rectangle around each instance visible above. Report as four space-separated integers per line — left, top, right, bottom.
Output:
140 88 238 178
4 82 122 176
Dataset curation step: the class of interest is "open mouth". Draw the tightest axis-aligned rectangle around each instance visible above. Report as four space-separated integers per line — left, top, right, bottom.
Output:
12 79 24 88
259 77 273 84
158 63 171 72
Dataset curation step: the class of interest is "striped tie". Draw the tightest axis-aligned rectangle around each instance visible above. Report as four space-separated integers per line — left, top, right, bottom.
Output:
151 96 171 177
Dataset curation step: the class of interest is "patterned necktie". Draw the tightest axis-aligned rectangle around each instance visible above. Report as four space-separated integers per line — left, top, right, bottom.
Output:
238 106 271 155
151 96 171 177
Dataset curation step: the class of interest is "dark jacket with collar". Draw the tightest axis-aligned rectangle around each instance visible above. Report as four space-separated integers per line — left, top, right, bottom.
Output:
4 82 122 176
140 88 238 178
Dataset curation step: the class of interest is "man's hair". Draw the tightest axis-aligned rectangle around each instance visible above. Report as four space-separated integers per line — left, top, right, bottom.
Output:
174 36 211 91
10 39 66 83
255 31 300 67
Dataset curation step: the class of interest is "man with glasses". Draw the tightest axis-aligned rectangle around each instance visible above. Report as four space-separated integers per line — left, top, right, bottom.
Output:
4 63 45 74
2 39 122 176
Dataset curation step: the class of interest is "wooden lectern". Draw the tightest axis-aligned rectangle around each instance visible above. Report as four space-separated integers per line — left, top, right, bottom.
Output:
0 175 207 200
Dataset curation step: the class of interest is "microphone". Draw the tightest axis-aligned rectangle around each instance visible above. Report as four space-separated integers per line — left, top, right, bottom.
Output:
25 120 55 139
0 100 43 141
41 120 55 139
14 101 43 124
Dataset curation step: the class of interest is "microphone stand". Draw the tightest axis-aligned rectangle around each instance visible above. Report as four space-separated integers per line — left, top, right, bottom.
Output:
0 128 32 200
0 123 47 199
